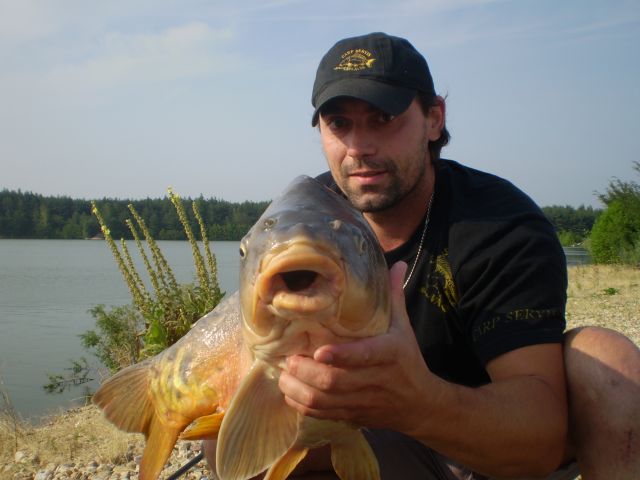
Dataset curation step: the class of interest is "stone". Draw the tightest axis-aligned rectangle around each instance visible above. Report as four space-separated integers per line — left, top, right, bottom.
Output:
34 470 52 480
14 450 27 463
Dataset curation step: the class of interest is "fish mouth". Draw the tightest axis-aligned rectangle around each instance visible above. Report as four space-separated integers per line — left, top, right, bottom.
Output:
255 242 344 321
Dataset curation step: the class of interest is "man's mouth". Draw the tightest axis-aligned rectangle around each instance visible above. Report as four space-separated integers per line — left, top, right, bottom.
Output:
348 170 388 185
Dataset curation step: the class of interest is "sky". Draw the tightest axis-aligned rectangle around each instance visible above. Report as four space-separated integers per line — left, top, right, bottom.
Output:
1 0 638 208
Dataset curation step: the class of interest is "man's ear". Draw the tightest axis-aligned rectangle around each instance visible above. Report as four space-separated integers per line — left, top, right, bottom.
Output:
426 96 445 141
427 96 446 142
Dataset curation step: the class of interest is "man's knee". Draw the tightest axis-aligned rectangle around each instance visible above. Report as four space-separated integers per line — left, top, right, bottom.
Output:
563 327 640 476
564 326 640 388
563 326 640 456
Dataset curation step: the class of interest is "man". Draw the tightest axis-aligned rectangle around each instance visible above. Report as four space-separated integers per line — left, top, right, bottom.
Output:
205 33 640 479
277 33 639 479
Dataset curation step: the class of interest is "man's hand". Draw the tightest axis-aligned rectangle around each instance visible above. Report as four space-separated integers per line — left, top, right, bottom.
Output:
278 261 439 434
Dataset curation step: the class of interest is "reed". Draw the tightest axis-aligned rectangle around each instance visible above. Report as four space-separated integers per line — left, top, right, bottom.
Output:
88 191 224 362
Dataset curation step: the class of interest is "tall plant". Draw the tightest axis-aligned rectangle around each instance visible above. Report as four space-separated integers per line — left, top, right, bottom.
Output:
45 190 224 392
90 191 223 360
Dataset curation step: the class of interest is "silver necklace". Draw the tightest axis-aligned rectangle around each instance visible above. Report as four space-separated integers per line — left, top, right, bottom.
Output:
403 191 435 290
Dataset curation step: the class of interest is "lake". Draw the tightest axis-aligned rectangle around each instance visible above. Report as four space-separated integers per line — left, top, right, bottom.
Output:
0 239 240 422
0 240 589 422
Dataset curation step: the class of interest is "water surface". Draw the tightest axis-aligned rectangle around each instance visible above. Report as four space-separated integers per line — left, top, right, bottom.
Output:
0 239 239 421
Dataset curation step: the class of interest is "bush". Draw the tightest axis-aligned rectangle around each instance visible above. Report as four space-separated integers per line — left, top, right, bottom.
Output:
589 161 640 265
81 305 144 372
589 198 640 264
557 229 582 247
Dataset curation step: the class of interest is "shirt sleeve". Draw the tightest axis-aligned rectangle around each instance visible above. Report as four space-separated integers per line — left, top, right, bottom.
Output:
450 207 568 366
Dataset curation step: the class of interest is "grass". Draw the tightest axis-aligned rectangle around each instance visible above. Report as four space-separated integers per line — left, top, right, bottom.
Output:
566 264 640 345
1 264 638 477
0 405 142 478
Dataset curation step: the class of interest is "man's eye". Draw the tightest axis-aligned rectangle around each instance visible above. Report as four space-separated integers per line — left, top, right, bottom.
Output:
377 112 396 123
328 117 349 129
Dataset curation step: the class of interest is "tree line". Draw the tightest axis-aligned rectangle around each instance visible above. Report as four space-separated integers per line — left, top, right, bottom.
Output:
4 160 639 262
0 190 270 241
541 205 601 246
1 188 602 244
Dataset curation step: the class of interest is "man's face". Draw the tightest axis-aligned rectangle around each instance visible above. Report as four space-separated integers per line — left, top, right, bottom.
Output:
318 97 439 213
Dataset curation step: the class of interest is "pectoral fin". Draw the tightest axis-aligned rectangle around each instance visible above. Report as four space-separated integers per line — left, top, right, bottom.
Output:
264 446 309 480
331 430 380 480
216 361 297 480
179 411 225 440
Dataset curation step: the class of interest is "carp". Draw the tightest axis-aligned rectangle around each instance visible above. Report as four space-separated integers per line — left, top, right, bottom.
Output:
93 175 391 480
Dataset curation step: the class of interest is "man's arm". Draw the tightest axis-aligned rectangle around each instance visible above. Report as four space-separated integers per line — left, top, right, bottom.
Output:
278 262 568 478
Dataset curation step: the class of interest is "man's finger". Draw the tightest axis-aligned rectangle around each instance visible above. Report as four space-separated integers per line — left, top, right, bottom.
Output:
388 261 414 334
286 354 382 391
389 260 408 292
313 334 398 367
279 367 376 410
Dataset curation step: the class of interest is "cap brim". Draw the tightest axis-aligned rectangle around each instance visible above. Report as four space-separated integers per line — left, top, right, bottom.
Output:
311 78 417 126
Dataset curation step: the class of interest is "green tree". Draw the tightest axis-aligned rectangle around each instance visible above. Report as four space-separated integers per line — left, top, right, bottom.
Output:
589 197 640 264
589 162 640 264
542 205 601 245
0 189 268 240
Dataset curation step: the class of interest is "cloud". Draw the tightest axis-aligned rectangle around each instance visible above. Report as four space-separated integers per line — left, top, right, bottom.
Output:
43 22 237 97
0 0 57 43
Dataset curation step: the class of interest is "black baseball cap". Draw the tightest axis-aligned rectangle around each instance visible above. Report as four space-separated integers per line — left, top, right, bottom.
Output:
311 32 436 126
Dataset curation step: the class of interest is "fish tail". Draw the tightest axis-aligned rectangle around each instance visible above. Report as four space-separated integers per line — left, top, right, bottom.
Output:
330 430 380 480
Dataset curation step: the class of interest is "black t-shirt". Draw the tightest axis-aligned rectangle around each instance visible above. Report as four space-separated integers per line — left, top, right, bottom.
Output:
317 159 567 387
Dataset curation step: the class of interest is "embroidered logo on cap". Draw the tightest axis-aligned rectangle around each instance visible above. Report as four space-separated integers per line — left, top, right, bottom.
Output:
334 49 376 71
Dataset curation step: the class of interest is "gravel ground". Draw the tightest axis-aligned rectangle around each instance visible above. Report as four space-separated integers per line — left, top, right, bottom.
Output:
565 265 640 345
6 441 207 480
2 399 208 479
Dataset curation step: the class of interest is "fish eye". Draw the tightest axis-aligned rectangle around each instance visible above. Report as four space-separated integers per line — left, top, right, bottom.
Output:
329 219 342 230
264 218 277 229
239 244 247 259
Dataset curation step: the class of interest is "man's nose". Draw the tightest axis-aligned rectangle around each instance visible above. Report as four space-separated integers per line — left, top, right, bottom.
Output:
345 126 377 159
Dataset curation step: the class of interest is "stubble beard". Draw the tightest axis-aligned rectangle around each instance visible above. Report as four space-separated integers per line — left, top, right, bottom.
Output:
335 141 429 213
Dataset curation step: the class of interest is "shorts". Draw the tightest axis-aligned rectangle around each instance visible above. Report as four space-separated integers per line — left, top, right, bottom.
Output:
362 429 580 480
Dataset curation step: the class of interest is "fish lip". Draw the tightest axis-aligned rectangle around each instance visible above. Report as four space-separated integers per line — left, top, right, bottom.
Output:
255 242 344 319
